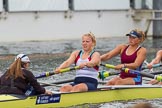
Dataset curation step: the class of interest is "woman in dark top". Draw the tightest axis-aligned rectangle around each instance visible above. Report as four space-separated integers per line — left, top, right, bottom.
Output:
0 54 52 95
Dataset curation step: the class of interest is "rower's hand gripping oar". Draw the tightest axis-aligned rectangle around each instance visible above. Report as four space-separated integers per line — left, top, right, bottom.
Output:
36 65 117 80
36 66 80 79
142 63 162 70
101 63 162 82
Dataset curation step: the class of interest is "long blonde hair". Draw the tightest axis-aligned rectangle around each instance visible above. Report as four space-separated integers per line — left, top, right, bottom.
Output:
6 58 25 79
134 29 146 43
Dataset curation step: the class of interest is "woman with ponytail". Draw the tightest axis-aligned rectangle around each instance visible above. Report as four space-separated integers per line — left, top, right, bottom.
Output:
0 54 52 95
101 29 147 85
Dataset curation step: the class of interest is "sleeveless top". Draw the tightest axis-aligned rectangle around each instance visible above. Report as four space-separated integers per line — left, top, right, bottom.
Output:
75 50 99 79
120 45 142 78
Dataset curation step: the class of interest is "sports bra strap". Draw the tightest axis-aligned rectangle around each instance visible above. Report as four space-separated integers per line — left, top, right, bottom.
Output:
75 49 95 64
75 50 82 65
89 49 95 60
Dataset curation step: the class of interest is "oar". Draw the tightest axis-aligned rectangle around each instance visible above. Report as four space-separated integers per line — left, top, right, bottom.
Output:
100 63 115 69
150 70 162 75
101 63 162 70
36 66 80 79
41 70 119 86
98 69 162 81
143 60 153 72
40 82 59 87
101 63 162 81
98 70 120 80
142 63 162 70
40 78 74 87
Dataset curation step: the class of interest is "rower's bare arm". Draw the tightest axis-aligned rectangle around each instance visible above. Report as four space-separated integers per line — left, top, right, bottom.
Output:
150 50 162 64
55 51 78 73
86 52 100 67
101 44 124 61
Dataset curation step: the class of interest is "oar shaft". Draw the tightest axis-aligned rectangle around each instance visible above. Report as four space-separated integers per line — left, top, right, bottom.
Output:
36 66 80 79
36 72 54 78
142 63 162 70
59 66 80 73
150 70 162 75
40 79 74 87
101 63 162 81
122 68 157 79
122 67 162 82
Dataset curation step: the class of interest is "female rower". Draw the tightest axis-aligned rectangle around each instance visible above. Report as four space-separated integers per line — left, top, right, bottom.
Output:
0 54 52 95
55 32 100 92
147 50 162 67
147 50 162 84
101 29 146 85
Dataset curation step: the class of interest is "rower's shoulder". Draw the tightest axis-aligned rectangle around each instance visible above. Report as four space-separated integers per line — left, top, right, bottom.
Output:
92 52 100 58
157 50 162 54
139 47 147 52
69 50 82 59
116 44 126 47
71 50 81 55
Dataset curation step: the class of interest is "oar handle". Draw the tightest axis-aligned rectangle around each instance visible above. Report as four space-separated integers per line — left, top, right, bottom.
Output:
122 67 162 82
100 63 115 69
59 66 80 73
142 63 162 70
36 66 80 79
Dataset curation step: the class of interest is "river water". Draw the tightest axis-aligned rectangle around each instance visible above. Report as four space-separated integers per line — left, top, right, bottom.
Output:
0 37 162 108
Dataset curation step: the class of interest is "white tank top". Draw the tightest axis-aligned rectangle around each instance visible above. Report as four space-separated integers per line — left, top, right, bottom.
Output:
75 57 98 79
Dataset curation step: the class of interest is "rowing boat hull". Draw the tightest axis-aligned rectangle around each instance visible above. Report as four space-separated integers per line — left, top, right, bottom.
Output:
1 87 162 108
